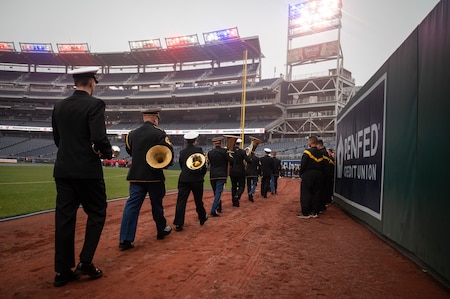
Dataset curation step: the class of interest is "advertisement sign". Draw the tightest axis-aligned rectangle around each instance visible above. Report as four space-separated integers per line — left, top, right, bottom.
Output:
287 40 339 64
335 74 386 220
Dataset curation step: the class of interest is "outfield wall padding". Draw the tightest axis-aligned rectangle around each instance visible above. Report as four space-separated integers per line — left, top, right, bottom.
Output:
335 0 450 286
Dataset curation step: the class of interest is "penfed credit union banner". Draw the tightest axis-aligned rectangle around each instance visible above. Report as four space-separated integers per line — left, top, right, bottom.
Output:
335 74 386 220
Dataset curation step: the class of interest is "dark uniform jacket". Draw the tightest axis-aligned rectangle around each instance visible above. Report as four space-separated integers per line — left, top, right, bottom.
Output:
178 143 207 183
245 153 260 177
52 90 112 179
125 121 173 182
273 156 282 176
207 146 231 180
299 146 324 176
259 155 275 177
229 147 250 177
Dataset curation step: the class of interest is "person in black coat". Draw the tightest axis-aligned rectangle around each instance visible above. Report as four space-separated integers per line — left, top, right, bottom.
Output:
245 151 260 202
119 108 174 250
229 138 251 207
297 136 325 218
207 136 232 216
259 148 275 198
173 132 208 231
317 139 330 212
270 151 282 194
52 67 111 287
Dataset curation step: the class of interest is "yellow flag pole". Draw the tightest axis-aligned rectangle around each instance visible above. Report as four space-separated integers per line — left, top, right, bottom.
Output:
240 50 248 148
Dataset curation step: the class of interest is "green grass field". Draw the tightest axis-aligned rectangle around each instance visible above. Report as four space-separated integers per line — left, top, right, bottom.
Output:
0 164 184 219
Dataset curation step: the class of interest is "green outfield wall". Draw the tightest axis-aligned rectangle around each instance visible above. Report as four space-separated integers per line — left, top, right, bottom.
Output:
334 0 450 287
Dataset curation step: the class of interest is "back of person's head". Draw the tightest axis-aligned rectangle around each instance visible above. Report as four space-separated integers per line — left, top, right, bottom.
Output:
308 136 318 146
74 77 92 87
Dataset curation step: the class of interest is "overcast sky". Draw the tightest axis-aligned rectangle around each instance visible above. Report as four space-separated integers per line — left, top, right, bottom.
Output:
0 0 441 86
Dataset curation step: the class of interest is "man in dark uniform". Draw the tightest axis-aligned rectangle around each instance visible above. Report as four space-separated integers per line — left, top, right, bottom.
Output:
245 151 260 202
270 151 282 194
297 136 325 219
119 108 174 250
207 136 231 216
52 66 111 287
259 148 275 198
173 132 208 231
229 138 250 207
317 139 330 212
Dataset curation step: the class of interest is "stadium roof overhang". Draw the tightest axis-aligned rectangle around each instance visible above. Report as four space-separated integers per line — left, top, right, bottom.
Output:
0 36 263 69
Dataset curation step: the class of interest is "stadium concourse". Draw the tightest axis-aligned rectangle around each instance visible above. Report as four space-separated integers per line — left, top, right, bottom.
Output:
0 178 449 298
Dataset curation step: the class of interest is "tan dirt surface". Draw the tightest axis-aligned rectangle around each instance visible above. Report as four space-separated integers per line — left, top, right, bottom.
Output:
1 178 449 298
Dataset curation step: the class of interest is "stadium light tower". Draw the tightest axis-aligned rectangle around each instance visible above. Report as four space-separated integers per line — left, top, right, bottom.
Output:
286 0 342 80
276 0 353 142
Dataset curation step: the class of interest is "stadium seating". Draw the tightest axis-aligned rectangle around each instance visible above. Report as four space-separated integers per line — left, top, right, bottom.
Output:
0 35 336 163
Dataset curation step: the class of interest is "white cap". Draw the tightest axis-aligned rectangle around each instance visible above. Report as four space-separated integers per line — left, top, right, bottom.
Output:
184 131 199 140
68 66 99 75
236 138 242 143
264 148 272 153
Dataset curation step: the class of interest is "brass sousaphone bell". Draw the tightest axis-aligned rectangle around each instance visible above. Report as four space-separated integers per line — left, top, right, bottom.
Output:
186 153 206 170
245 136 262 156
146 144 173 169
223 135 239 156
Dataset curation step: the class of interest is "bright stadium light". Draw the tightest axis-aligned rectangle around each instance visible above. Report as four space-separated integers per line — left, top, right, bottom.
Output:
288 0 342 38
129 39 162 51
0 42 15 52
165 34 199 48
57 43 90 53
19 42 53 53
203 27 240 44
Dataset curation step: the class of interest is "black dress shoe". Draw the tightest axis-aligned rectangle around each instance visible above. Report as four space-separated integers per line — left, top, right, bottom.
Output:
119 240 134 251
54 270 80 287
175 225 183 231
157 225 172 240
75 262 103 279
200 214 208 225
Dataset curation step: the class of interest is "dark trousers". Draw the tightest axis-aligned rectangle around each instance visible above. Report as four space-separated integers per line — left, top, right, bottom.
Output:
173 181 207 226
230 175 245 202
54 178 107 273
300 170 322 215
261 175 271 197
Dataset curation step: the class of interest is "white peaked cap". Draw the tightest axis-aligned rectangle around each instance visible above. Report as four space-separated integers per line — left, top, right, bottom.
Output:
68 66 99 75
184 131 199 140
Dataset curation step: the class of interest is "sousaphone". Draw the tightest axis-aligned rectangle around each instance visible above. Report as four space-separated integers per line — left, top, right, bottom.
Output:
223 135 239 156
245 136 262 156
146 144 173 169
186 153 206 170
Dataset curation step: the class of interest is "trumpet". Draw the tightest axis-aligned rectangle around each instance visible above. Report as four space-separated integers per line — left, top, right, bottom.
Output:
186 153 206 170
146 144 173 169
245 136 262 156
